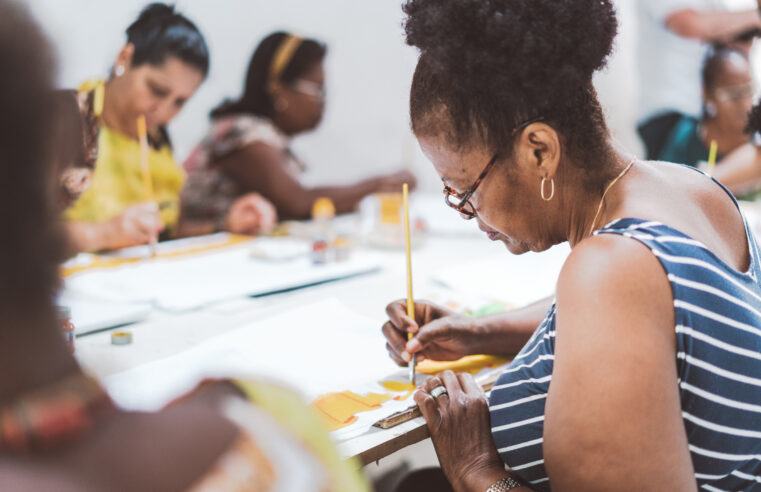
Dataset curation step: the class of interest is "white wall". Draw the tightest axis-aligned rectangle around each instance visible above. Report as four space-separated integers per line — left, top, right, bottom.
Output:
23 0 757 191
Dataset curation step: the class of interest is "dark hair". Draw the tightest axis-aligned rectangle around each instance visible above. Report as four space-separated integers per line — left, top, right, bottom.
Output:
0 0 64 312
125 2 209 78
211 31 326 119
49 90 85 171
746 103 761 134
404 0 618 187
702 46 748 92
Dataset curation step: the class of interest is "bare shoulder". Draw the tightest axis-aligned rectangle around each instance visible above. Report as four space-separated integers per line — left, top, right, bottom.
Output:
557 231 673 322
639 161 748 270
546 233 695 489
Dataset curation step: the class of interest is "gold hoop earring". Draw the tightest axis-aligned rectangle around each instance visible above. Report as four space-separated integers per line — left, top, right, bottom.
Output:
540 177 555 201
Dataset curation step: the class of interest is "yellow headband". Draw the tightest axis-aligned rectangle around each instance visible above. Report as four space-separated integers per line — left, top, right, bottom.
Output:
269 34 303 85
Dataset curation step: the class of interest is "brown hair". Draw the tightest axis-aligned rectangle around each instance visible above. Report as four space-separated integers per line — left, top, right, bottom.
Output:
0 0 65 314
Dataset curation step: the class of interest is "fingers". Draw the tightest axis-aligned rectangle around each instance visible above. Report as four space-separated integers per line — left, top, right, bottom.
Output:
457 372 484 397
386 299 442 334
406 317 451 354
418 376 447 425
386 300 419 335
439 370 464 400
423 375 443 393
385 342 406 366
414 386 441 428
382 321 410 364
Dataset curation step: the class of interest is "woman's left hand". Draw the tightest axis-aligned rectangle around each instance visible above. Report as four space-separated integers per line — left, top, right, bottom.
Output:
225 193 278 235
416 370 511 492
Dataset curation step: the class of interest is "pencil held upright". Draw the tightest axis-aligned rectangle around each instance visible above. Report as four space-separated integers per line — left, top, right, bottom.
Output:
707 140 718 177
402 183 416 384
137 115 157 257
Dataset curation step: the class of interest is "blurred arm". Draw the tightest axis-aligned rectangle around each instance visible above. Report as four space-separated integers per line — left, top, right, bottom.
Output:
713 143 761 195
665 8 761 42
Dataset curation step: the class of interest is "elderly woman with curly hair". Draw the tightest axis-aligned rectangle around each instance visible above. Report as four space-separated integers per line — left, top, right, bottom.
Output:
382 1 761 490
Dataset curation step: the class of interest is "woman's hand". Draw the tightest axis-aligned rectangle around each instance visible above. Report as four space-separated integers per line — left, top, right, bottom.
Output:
225 193 278 235
382 299 483 366
416 371 510 492
105 201 164 249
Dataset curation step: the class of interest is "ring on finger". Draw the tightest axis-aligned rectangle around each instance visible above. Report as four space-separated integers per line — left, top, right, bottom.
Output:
430 386 448 399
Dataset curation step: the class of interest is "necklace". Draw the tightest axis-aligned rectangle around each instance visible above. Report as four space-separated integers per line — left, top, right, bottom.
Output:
0 373 115 453
588 157 636 237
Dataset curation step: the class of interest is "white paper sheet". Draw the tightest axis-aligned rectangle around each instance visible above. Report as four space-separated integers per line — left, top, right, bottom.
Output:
65 244 384 312
104 298 509 441
105 299 398 409
431 243 570 307
60 295 152 335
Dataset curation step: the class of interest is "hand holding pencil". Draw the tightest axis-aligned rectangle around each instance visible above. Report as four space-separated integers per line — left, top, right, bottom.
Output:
137 115 159 255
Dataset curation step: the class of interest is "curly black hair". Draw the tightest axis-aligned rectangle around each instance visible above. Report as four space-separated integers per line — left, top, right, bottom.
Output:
404 0 618 187
746 103 761 135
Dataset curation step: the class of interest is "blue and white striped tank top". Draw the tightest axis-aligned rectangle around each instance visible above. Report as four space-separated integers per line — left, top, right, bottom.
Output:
489 216 761 491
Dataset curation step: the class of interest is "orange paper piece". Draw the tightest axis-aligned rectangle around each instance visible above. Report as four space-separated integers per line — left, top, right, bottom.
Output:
416 355 510 375
312 391 392 431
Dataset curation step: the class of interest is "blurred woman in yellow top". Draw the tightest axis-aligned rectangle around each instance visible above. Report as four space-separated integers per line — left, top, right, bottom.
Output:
65 3 276 253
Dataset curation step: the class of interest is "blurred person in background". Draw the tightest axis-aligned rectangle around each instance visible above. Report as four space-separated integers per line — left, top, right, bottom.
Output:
182 31 417 222
64 3 276 253
637 0 761 159
658 47 761 199
0 3 367 490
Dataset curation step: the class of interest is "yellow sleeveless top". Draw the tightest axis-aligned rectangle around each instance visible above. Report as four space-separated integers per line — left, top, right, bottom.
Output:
64 80 185 229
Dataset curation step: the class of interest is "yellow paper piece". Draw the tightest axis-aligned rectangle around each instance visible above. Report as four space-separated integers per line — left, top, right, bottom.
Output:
416 355 511 375
312 391 392 431
380 381 416 400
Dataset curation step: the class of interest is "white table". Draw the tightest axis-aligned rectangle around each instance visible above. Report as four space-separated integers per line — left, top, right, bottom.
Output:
71 203 555 466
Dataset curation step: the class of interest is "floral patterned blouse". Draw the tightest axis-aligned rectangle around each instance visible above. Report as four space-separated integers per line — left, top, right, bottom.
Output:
181 115 305 226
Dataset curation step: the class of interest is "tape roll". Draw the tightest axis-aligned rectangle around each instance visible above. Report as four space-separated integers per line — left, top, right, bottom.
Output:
111 331 133 346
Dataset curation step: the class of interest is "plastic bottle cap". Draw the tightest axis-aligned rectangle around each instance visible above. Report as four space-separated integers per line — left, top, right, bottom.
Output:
311 197 336 220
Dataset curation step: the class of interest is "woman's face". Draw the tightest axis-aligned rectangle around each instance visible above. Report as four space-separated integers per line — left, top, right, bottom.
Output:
419 132 561 254
277 61 326 133
117 54 204 132
706 53 754 135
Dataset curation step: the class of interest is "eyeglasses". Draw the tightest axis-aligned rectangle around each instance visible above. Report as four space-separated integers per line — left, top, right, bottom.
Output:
714 82 754 103
443 116 544 219
289 79 325 100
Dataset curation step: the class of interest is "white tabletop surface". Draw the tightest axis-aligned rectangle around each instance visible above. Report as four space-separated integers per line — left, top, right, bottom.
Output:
71 196 563 464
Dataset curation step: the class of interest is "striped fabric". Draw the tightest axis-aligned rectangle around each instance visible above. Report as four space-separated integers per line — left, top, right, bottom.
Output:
489 216 761 491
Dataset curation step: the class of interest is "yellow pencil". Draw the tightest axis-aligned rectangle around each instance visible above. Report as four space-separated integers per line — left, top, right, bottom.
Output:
137 115 157 256
402 183 416 384
707 140 718 177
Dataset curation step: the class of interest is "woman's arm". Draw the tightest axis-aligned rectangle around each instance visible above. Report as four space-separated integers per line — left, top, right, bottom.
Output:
545 235 696 491
217 142 415 220
713 143 761 195
666 9 761 42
